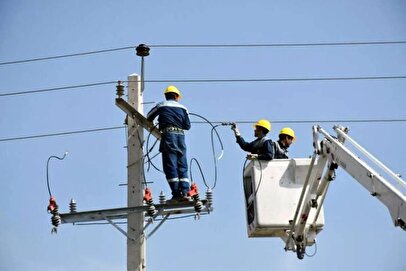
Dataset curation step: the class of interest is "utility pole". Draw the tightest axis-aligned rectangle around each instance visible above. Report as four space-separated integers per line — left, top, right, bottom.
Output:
126 73 145 271
53 45 212 271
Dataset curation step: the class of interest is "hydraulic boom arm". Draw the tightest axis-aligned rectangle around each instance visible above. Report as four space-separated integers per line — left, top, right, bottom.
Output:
286 125 405 259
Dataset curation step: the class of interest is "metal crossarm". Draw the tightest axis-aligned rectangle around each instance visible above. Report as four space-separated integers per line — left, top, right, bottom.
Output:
60 200 211 224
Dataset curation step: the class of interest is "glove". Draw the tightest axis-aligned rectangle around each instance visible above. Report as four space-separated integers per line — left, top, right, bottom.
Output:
246 154 258 160
231 123 240 137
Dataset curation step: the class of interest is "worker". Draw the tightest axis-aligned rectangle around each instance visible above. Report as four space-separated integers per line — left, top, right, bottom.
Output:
274 127 296 158
231 119 274 160
147 85 191 200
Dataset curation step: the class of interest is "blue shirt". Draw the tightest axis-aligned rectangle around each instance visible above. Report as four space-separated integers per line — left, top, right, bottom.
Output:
147 99 191 130
236 136 274 160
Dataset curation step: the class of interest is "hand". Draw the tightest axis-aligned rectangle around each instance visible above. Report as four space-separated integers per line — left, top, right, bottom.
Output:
246 154 258 160
231 123 240 137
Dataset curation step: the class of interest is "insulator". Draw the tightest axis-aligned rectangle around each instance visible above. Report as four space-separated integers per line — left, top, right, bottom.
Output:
69 199 77 213
136 44 150 57
194 200 203 213
159 191 166 205
192 193 203 213
145 198 156 217
51 212 61 227
116 81 125 97
205 189 213 208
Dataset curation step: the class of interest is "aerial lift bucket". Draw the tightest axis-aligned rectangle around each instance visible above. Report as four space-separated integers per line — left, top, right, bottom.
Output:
243 158 325 240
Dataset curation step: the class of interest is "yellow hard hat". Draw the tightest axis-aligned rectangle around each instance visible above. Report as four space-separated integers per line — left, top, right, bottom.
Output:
164 85 181 98
254 119 271 132
279 127 296 140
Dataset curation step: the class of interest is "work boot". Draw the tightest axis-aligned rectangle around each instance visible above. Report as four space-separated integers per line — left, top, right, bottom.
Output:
179 178 190 198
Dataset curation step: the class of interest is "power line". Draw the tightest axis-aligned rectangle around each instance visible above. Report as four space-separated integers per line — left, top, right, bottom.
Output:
1 118 405 142
2 75 406 97
0 126 124 142
140 75 406 83
0 46 135 66
0 81 116 97
149 41 406 48
1 40 405 66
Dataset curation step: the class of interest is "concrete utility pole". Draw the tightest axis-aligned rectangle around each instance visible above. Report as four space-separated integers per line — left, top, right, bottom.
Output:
126 74 146 271
55 52 212 270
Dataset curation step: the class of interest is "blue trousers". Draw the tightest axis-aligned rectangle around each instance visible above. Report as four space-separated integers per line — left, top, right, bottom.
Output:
160 132 190 197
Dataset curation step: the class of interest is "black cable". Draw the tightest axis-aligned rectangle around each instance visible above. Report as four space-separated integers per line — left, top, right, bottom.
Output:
189 158 208 188
133 75 406 83
2 40 405 66
2 75 406 98
305 242 318 257
46 153 68 197
0 126 125 142
149 41 406 48
0 81 116 97
1 118 406 143
207 119 406 124
243 159 264 211
210 124 225 189
0 46 135 66
144 123 164 174
189 112 224 190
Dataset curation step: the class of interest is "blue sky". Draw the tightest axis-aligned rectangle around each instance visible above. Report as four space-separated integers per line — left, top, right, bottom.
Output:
1 1 405 270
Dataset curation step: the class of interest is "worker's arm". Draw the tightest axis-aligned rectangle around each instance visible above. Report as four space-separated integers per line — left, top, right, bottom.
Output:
146 103 161 122
236 135 255 152
183 111 191 130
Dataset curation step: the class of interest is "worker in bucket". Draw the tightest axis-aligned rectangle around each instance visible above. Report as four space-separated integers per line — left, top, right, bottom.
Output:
231 119 274 160
274 127 296 159
147 85 191 200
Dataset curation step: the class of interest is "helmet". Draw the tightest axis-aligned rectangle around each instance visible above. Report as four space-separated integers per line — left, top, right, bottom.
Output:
164 85 181 98
253 119 271 132
279 127 296 140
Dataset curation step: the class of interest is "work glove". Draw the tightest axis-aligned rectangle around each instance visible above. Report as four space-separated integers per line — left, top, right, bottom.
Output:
246 154 258 160
231 123 240 137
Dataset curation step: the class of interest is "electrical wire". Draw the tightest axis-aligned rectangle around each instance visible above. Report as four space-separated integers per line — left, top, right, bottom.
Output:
0 126 125 142
2 75 406 98
305 242 318 257
144 123 164 174
0 81 116 97
243 158 264 210
1 40 405 66
189 112 224 190
143 112 224 189
149 41 406 48
2 118 406 143
46 152 68 197
189 158 208 188
137 75 406 83
0 46 135 66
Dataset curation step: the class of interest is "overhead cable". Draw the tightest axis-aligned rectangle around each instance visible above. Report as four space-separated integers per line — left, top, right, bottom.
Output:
0 126 124 142
149 41 406 48
1 40 405 66
2 75 406 97
0 81 116 97
1 118 406 142
0 46 135 66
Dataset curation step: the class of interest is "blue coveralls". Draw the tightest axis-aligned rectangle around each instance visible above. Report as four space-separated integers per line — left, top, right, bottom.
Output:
147 99 191 198
236 136 289 160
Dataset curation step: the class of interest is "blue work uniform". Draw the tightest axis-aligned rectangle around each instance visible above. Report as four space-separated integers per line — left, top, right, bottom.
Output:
147 99 191 197
236 136 274 160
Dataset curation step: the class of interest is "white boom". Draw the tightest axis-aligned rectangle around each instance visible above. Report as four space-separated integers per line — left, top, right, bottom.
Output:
285 125 406 259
